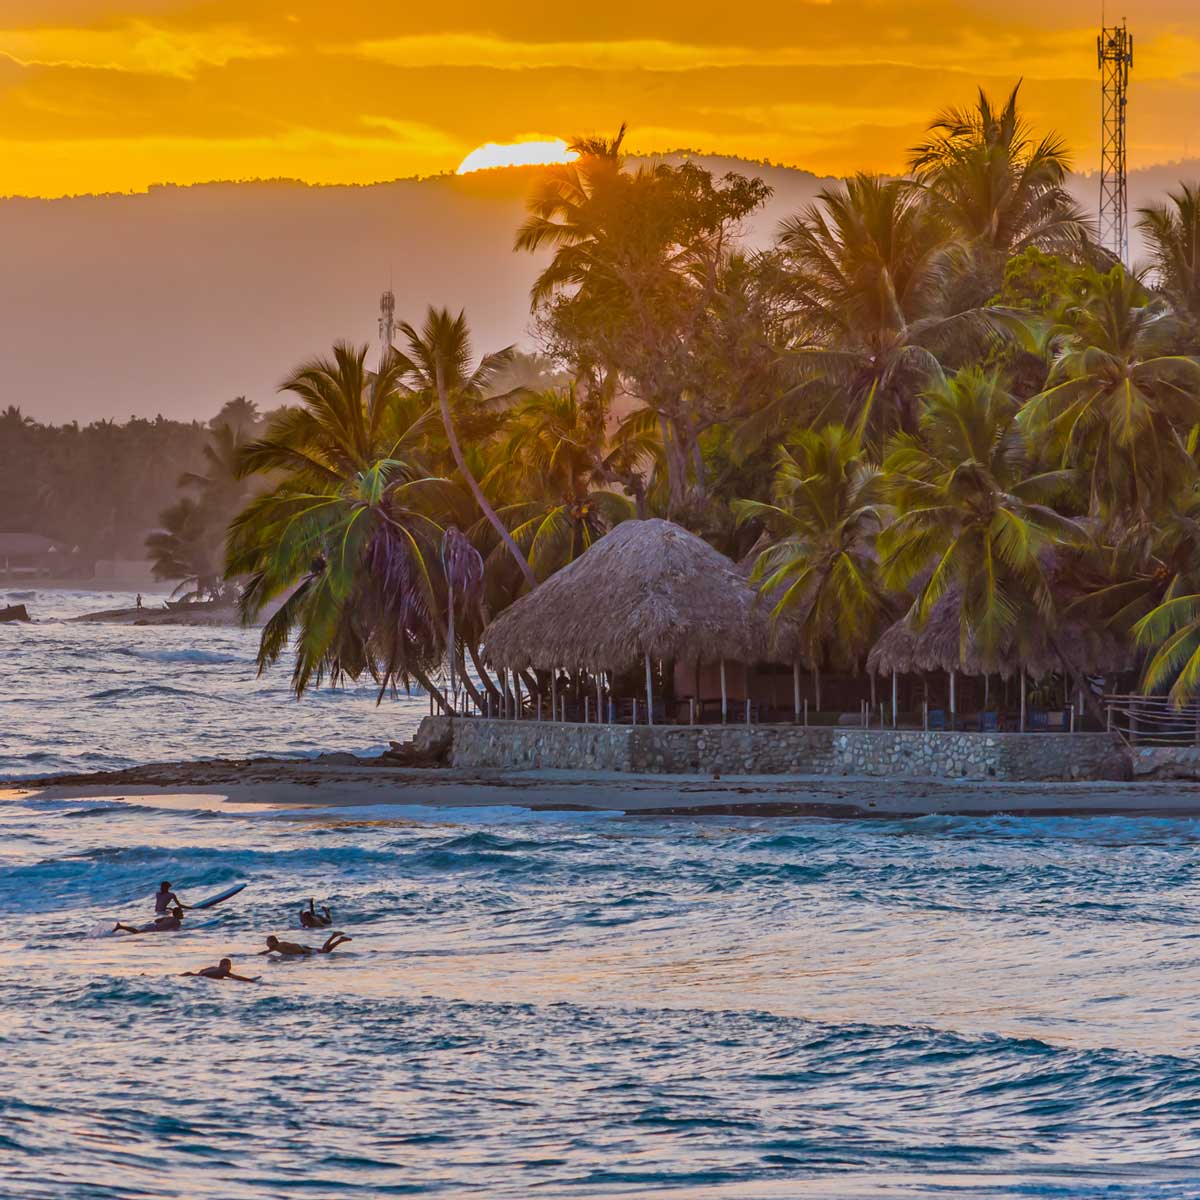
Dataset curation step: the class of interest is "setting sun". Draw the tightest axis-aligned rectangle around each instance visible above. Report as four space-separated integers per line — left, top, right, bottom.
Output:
456 138 578 175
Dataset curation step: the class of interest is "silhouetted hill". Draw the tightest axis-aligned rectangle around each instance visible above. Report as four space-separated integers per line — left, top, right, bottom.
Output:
0 154 1192 423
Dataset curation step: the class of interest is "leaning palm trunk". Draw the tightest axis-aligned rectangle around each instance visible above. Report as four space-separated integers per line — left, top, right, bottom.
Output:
436 368 538 591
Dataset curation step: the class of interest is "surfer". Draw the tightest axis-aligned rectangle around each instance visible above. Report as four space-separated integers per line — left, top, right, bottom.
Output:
114 905 184 935
155 881 187 914
258 932 352 957
181 958 259 983
299 899 332 928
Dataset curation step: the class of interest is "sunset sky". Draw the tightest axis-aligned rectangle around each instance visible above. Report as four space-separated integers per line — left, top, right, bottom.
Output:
1 1 1198 197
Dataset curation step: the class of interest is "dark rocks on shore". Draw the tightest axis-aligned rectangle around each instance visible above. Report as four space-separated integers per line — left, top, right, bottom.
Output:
0 604 30 622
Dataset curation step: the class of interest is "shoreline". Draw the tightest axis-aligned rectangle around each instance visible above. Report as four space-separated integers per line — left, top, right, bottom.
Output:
9 756 1200 818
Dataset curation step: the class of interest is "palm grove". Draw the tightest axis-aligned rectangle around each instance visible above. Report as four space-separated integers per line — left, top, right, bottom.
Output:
214 87 1200 711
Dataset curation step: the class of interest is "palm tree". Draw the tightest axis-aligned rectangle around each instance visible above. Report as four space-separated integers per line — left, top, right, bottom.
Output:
1019 267 1200 521
908 82 1091 264
229 341 464 700
775 174 963 443
393 307 538 591
1137 182 1200 328
146 496 225 602
733 423 887 672
880 366 1081 669
483 386 636 581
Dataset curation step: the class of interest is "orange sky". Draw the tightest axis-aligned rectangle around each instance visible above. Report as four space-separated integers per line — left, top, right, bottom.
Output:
1 1 1198 197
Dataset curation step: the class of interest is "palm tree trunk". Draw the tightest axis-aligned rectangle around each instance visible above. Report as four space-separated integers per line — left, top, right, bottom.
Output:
411 664 452 715
436 373 538 591
466 641 501 701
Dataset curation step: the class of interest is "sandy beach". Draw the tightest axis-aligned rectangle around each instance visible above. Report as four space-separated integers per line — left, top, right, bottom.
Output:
12 755 1200 817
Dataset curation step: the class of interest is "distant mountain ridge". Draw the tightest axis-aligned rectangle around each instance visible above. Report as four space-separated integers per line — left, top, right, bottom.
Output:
1 154 1193 424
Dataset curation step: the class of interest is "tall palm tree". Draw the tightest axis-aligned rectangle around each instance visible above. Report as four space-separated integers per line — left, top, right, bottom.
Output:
733 423 887 671
880 366 1081 669
776 174 963 443
1019 267 1200 521
908 82 1091 262
229 341 463 700
393 307 538 591
483 386 637 581
1137 182 1200 328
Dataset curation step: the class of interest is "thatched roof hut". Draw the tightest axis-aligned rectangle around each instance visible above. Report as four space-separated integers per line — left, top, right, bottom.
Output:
866 591 1132 679
482 519 767 672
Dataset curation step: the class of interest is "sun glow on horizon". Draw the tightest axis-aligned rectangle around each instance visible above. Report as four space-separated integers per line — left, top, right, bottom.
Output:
456 138 578 175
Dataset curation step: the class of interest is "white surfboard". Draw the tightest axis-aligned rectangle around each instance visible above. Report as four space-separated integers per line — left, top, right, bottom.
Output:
189 883 247 911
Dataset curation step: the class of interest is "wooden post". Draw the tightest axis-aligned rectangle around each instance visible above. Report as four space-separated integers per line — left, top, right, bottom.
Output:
585 695 590 723
870 673 877 709
793 662 801 724
891 671 898 729
596 676 603 725
689 698 696 725
645 652 654 727
745 697 751 725
923 699 928 731
514 673 521 720
814 665 822 713
720 659 728 724
803 698 808 726
551 673 558 723
632 697 638 726
1019 673 1027 732
1069 705 1076 733
1106 702 1113 733
537 695 542 721
949 668 956 731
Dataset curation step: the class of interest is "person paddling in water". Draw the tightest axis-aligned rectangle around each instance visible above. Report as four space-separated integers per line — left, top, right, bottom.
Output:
299 898 332 929
114 905 184 935
259 932 352 957
182 958 259 982
155 881 187 914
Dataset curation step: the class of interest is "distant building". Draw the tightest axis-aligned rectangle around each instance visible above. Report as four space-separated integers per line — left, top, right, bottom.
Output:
0 533 65 578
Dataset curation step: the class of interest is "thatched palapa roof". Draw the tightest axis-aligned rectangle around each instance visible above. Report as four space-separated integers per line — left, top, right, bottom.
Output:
483 519 766 672
866 591 1132 679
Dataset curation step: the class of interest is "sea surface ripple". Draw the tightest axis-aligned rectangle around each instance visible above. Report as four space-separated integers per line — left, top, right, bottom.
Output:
3 589 1200 1197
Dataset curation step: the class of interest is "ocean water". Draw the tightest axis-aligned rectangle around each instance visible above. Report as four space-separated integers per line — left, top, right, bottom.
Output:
4 589 1200 1197
1 587 429 778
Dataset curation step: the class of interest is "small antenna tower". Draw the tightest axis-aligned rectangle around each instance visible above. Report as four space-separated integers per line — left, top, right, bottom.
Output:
1097 18 1133 264
378 287 396 373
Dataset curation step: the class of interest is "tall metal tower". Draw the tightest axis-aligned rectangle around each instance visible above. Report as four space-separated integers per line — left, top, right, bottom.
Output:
1097 19 1133 264
377 288 396 374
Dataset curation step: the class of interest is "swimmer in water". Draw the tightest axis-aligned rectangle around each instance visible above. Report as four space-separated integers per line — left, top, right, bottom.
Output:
114 905 185 935
181 958 259 982
299 898 332 929
154 881 187 914
258 931 352 957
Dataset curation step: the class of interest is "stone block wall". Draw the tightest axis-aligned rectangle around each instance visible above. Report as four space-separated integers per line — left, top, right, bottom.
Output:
419 716 1131 782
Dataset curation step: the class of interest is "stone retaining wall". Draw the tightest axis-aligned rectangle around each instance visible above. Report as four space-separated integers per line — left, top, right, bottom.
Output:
416 717 1132 782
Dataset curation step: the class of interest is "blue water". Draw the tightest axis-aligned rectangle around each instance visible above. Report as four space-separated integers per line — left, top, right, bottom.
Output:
1 789 1199 1197
0 588 428 777
5 589 1200 1196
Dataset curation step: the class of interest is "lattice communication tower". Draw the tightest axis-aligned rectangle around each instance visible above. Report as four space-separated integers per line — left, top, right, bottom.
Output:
1097 20 1133 264
378 288 396 373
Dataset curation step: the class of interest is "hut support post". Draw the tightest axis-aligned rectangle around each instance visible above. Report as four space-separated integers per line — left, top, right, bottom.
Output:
514 673 521 720
891 671 898 729
690 698 696 725
585 695 590 724
720 659 728 724
745 697 751 725
645 653 654 727
814 666 822 713
793 662 801 724
551 674 558 723
537 695 542 722
596 677 602 725
632 698 638 726
949 669 956 731
1020 673 1027 732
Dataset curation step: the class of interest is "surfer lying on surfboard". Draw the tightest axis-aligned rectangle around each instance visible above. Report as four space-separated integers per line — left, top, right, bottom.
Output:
182 958 259 983
259 932 352 957
114 905 184 935
299 899 332 929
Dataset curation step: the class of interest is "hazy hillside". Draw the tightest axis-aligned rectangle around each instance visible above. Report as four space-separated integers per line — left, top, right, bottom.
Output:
0 154 1192 424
